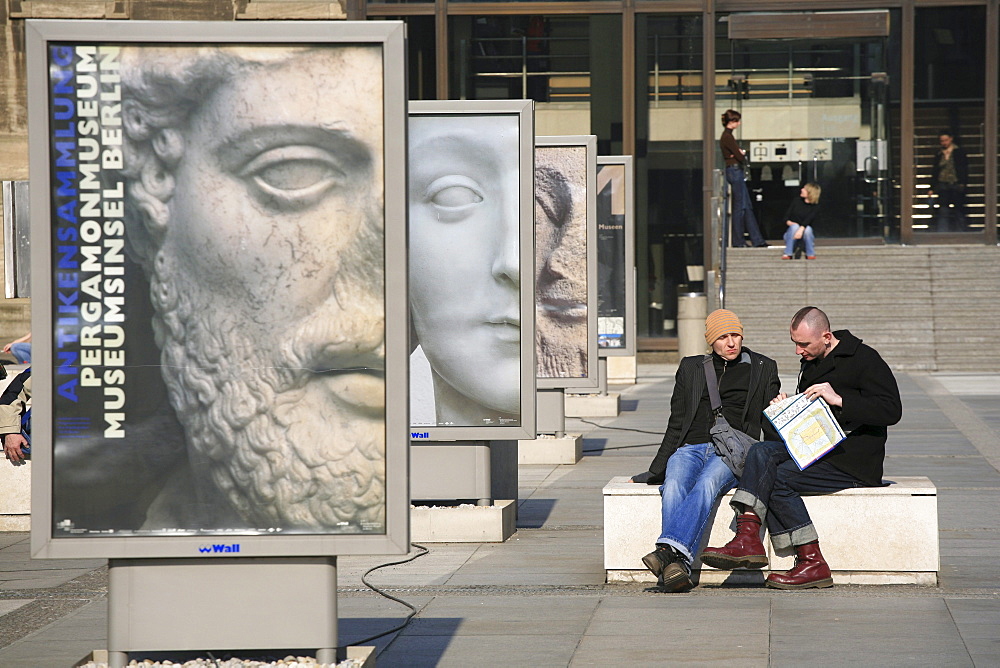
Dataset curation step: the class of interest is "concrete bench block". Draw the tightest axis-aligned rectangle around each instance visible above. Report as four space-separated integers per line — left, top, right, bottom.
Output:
518 434 582 465
564 392 620 418
0 460 31 531
603 475 938 585
411 499 516 543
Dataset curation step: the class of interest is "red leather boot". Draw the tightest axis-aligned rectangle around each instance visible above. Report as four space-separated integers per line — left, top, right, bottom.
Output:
699 513 768 570
765 541 833 589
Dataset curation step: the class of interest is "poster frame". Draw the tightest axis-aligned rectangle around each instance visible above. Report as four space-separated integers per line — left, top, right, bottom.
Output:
407 99 537 441
596 155 636 358
534 135 599 390
26 20 410 559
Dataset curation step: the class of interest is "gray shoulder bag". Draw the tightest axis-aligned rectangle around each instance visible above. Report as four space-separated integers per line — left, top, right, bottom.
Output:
703 356 758 478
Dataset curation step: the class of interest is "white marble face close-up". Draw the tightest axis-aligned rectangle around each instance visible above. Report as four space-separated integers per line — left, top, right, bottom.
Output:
408 114 522 427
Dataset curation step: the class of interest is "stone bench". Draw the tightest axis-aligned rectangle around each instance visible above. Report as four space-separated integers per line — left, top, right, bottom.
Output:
0 460 30 531
603 475 938 585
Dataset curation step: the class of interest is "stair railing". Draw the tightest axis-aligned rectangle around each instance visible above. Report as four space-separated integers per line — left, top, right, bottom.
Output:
711 168 729 309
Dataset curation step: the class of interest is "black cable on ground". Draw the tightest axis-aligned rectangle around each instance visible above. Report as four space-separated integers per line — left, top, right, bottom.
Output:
577 417 663 436
342 542 430 648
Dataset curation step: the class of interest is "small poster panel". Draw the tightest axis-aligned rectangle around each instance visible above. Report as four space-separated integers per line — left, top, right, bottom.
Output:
26 20 410 559
534 136 599 390
407 100 536 440
596 156 635 356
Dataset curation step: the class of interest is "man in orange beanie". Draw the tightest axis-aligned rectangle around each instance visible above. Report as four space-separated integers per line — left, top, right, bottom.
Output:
631 309 780 592
701 306 901 589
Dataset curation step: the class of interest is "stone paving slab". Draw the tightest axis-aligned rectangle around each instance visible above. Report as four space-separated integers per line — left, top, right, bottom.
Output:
378 632 581 667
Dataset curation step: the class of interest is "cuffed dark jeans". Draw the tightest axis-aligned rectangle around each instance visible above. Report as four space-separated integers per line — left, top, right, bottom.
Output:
730 441 867 549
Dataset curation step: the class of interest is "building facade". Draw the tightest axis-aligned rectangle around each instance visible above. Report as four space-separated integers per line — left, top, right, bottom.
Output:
1 0 997 345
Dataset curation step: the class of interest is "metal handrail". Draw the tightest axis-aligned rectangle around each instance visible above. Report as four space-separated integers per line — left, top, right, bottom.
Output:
712 169 729 309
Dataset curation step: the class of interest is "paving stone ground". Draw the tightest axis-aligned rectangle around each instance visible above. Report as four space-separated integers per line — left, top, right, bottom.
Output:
1 363 998 667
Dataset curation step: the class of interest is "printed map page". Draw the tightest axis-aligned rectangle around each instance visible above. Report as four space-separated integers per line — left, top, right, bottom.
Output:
764 393 846 470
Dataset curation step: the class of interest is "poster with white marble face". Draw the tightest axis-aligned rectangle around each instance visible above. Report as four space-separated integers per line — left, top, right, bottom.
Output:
29 22 410 558
534 144 590 381
408 113 523 429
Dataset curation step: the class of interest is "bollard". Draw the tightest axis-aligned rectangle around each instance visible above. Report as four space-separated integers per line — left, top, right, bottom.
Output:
677 291 707 359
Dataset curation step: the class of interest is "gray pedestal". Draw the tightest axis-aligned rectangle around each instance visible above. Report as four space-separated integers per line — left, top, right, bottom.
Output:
411 440 518 505
107 557 338 667
536 388 566 436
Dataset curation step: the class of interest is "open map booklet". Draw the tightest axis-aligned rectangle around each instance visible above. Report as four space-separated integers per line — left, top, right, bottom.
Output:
764 393 846 470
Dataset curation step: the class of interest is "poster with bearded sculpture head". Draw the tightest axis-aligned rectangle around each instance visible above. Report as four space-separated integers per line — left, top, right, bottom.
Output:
26 21 410 559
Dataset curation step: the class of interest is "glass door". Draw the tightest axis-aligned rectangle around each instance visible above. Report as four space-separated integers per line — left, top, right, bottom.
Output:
720 30 894 243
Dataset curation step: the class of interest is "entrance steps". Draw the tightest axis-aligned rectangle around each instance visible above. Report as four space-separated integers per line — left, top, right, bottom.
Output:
723 245 1000 372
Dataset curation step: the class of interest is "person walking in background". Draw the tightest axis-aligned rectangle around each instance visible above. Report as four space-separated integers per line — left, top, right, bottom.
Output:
630 309 780 592
720 109 767 248
782 183 821 260
2 332 30 364
929 130 968 232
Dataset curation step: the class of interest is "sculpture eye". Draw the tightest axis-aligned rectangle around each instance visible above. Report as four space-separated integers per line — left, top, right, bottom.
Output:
239 145 347 210
425 175 484 222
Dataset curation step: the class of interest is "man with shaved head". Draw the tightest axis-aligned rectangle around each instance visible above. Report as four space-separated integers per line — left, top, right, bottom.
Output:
701 306 902 589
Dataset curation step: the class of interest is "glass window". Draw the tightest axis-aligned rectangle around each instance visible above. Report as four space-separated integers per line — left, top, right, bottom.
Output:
913 7 987 235
447 15 621 140
722 21 894 244
637 14 703 339
371 16 437 99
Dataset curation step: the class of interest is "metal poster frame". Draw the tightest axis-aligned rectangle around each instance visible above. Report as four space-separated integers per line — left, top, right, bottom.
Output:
596 155 636 358
26 20 410 559
407 99 537 440
534 135 599 391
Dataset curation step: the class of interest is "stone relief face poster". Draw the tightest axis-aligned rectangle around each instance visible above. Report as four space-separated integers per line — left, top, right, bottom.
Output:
535 145 589 379
597 163 626 349
408 114 523 428
44 42 390 539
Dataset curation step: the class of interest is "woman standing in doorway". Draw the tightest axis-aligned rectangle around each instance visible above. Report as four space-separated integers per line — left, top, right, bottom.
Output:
720 110 767 248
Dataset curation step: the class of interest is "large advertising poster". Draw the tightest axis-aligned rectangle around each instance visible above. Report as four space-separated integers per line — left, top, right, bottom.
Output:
535 136 598 390
408 101 536 440
596 156 636 356
27 21 410 559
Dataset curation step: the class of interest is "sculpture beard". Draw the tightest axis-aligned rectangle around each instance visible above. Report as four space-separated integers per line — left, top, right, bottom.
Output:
147 218 386 532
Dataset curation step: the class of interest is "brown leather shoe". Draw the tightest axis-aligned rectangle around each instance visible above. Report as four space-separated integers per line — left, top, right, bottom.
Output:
766 541 834 589
700 513 768 570
656 561 694 593
641 545 675 577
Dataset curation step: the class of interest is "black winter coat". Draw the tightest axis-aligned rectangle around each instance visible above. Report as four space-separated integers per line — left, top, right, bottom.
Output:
640 348 780 484
797 330 902 486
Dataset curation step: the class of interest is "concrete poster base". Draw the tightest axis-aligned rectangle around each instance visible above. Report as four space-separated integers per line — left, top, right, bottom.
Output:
76 646 376 667
564 392 620 418
517 434 583 465
411 499 516 543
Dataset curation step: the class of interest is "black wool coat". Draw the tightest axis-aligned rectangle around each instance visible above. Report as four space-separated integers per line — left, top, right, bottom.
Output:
641 348 780 484
797 329 902 486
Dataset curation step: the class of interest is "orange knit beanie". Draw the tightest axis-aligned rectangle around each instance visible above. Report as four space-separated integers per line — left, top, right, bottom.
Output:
705 309 743 344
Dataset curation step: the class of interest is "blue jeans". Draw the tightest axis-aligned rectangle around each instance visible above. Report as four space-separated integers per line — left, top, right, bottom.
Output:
725 165 765 247
731 441 867 550
783 224 815 257
657 442 737 562
9 342 30 364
